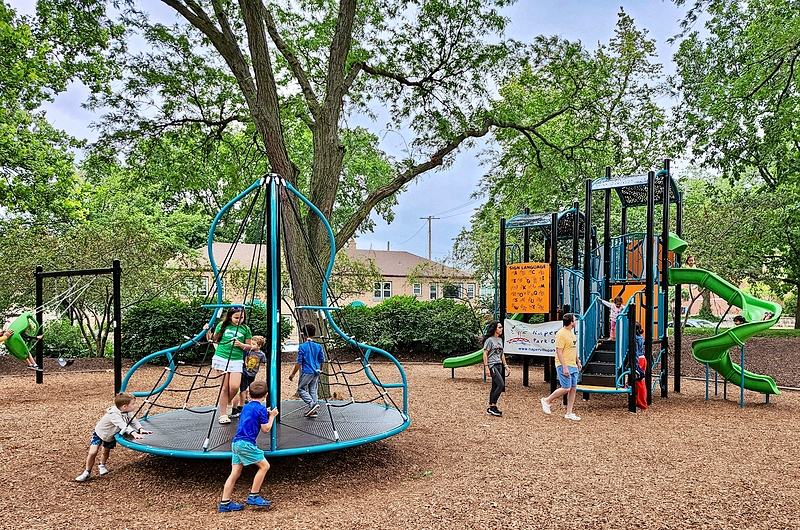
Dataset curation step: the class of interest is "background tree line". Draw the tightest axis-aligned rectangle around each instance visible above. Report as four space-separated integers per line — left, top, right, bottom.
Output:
1 0 799 364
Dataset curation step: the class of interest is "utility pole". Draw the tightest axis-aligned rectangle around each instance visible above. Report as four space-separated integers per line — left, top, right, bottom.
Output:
420 216 440 260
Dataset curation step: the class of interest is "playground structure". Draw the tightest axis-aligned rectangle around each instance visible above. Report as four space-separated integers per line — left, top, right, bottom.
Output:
118 174 410 458
444 160 782 410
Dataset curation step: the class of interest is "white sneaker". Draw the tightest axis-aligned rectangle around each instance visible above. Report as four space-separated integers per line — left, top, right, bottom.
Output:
540 398 551 415
218 414 231 424
75 471 90 482
98 464 109 475
564 413 581 421
305 403 320 417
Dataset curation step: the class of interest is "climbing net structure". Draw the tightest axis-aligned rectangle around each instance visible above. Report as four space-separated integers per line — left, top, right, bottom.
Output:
118 175 409 458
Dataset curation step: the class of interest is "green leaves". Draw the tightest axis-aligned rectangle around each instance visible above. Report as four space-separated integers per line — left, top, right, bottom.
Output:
455 10 672 281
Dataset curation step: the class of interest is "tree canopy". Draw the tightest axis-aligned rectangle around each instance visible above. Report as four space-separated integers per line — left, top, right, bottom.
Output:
672 0 800 325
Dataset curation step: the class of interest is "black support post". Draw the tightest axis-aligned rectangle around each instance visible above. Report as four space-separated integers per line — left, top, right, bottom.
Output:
674 191 684 393
550 213 559 394
603 171 612 336
583 180 593 315
35 266 43 385
645 171 655 405
661 160 670 398
113 259 122 394
499 218 507 324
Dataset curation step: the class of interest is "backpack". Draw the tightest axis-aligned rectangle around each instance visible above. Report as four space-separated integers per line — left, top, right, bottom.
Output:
635 360 645 381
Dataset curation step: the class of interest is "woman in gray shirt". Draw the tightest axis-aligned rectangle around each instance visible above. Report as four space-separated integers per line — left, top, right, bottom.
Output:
482 321 509 416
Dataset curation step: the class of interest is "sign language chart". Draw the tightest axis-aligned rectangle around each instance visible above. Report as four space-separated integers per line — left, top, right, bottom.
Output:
506 262 550 313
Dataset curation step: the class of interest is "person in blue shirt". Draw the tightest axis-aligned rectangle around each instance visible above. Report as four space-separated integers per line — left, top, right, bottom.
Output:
219 380 279 512
288 323 326 417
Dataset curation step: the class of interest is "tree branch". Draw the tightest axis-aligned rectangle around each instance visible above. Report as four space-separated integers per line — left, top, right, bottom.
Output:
260 4 321 118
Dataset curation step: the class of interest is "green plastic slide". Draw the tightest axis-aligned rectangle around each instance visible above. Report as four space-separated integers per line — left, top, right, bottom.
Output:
668 267 781 395
442 314 525 369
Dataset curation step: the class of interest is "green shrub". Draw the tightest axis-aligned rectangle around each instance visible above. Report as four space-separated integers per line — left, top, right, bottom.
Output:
41 318 89 359
334 296 481 357
122 298 292 362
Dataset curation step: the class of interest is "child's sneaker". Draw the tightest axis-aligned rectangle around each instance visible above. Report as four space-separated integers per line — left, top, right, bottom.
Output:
564 413 581 421
245 495 271 507
218 414 231 424
218 501 244 512
27 364 42 371
304 403 320 417
540 398 551 415
230 407 241 419
98 464 109 475
75 471 90 482
491 406 502 416
486 407 501 417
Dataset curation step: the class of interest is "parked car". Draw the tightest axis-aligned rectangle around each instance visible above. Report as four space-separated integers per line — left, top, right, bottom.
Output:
670 318 717 328
685 318 715 328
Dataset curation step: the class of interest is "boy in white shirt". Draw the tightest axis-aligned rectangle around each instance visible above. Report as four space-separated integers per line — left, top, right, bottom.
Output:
75 392 151 482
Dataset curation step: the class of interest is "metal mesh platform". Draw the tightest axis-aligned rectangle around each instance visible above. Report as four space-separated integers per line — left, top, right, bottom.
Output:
116 400 409 459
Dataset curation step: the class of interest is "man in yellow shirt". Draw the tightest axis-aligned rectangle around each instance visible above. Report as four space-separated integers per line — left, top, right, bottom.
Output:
540 313 582 421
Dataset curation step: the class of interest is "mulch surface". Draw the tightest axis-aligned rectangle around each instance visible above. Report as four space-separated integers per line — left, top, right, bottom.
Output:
2 338 800 529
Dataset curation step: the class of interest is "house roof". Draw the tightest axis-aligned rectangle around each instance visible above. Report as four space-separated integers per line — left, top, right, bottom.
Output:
341 245 472 279
183 242 472 279
177 243 269 270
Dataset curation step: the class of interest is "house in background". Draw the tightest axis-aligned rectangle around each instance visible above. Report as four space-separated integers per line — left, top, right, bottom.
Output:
179 240 481 309
339 240 479 307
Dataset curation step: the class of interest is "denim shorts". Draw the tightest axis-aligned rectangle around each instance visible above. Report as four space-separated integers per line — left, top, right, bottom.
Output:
90 431 117 450
231 440 266 466
557 366 579 389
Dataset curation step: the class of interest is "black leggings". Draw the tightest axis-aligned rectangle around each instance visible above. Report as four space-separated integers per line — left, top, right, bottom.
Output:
488 364 506 405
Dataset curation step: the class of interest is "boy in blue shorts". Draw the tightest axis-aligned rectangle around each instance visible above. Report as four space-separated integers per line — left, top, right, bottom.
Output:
219 380 279 512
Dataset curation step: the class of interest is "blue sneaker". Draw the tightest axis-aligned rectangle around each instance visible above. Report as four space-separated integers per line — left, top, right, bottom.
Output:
245 495 271 507
218 501 244 512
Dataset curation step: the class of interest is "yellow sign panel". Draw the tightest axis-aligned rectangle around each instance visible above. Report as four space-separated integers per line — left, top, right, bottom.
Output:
507 262 550 314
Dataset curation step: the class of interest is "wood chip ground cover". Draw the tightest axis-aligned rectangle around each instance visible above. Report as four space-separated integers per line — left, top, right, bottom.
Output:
1 344 799 529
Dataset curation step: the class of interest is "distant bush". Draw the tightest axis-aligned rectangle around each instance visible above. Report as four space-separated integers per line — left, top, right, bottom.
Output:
40 318 90 359
334 296 481 357
122 298 292 362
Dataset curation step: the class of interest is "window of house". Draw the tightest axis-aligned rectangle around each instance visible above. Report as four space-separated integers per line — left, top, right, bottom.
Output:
444 283 462 299
466 283 476 300
185 277 209 297
373 281 392 300
429 283 438 300
412 283 422 296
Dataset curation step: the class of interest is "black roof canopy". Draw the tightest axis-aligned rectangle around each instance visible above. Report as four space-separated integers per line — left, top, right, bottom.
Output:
505 208 586 240
591 170 680 207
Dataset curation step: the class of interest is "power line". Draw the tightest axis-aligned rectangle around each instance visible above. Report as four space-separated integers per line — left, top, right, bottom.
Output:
430 197 482 217
395 221 428 246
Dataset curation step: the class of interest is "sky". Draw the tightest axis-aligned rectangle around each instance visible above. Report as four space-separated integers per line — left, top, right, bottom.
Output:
11 0 690 262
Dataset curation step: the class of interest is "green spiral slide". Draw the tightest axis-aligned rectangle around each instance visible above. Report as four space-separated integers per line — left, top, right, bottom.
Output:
668 267 781 395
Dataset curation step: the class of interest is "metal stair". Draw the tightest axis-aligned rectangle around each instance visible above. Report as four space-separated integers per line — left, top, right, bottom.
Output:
580 339 618 387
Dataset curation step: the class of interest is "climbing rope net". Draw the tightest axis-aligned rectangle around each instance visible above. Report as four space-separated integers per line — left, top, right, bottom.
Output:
120 175 409 456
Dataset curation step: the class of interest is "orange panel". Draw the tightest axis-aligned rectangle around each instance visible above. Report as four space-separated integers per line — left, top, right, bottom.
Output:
507 262 550 314
610 283 661 336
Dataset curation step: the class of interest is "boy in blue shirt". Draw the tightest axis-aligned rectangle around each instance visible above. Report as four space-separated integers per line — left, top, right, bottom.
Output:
219 380 279 512
288 323 326 417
